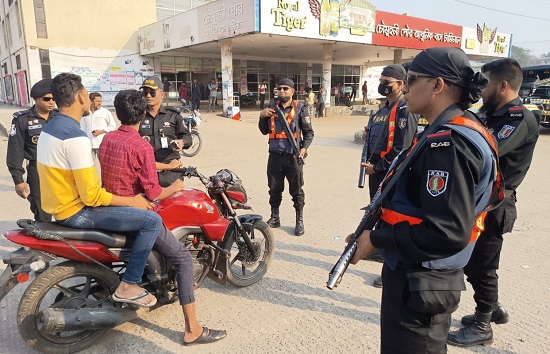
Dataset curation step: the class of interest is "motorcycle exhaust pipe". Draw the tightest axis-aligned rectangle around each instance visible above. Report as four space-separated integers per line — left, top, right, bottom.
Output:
37 307 137 333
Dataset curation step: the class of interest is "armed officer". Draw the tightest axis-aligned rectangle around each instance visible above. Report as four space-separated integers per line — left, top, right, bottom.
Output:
138 76 192 187
347 47 501 353
259 78 314 236
362 64 419 201
448 58 539 347
6 79 57 221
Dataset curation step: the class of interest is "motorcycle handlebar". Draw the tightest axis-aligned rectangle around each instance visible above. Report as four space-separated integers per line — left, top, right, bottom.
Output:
171 167 209 185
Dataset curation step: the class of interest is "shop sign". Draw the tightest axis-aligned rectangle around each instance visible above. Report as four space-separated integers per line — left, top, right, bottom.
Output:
261 0 375 44
461 23 511 58
138 0 257 55
372 11 462 50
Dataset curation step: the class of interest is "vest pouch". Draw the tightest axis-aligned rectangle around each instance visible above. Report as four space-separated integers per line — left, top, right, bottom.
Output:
405 268 464 315
502 203 517 234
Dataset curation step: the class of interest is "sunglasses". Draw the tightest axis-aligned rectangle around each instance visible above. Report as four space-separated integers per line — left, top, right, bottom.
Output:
405 74 435 86
142 89 157 98
277 86 292 91
40 97 54 102
379 79 398 86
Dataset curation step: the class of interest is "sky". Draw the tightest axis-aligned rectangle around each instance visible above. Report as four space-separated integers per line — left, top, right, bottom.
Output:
369 0 550 56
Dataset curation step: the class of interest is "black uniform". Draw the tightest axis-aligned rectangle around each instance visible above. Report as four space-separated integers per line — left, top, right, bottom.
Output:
258 101 314 211
464 97 539 314
138 106 192 187
365 97 419 200
370 106 499 353
6 107 58 221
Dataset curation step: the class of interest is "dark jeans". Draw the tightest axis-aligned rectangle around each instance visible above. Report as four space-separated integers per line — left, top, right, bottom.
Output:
57 206 161 284
154 224 195 305
267 152 304 210
464 197 515 313
381 264 459 354
317 102 325 117
27 162 51 222
192 97 201 111
259 93 266 110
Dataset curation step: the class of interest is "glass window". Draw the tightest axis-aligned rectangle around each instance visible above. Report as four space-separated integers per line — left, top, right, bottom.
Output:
33 0 47 39
268 61 279 72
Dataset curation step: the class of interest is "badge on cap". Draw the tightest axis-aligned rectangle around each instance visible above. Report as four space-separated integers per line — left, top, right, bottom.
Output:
426 170 448 197
497 125 515 139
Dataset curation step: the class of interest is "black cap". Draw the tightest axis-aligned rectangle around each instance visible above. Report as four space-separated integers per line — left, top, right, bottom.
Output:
30 79 53 98
140 76 162 90
381 64 407 81
278 78 294 87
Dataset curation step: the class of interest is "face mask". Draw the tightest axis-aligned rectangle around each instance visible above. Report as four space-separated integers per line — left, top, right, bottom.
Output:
378 83 393 96
280 96 291 103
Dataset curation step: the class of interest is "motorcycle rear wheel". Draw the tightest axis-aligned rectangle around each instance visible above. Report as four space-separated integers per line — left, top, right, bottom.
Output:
17 261 120 354
226 220 274 287
180 131 202 157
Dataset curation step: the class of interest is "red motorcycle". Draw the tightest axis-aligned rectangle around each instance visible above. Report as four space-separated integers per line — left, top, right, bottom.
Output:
0 167 274 354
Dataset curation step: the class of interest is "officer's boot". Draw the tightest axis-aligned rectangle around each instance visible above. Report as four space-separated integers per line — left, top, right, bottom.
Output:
266 208 280 228
294 209 305 236
461 303 509 326
447 311 493 347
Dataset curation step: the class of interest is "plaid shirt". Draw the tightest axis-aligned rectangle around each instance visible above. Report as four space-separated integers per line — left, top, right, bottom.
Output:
98 125 162 200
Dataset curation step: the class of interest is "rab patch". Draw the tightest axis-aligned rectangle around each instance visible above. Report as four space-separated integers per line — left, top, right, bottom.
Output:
426 170 448 197
9 124 16 136
398 118 407 129
305 115 311 124
497 125 515 139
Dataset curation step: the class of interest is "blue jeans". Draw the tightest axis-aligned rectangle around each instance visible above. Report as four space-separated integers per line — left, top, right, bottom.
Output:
57 206 161 284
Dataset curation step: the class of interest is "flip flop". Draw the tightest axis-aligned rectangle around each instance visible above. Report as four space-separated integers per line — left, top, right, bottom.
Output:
183 327 227 346
112 290 157 308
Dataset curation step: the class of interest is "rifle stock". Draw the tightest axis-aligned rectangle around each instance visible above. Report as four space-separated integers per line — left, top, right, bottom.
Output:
274 104 305 165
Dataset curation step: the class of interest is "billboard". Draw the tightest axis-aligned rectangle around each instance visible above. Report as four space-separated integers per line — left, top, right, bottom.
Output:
372 11 462 50
139 0 258 55
461 23 511 58
260 0 375 44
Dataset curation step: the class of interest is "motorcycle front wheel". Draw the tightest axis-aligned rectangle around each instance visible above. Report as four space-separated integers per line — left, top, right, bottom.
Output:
17 261 120 354
226 220 274 287
180 131 202 157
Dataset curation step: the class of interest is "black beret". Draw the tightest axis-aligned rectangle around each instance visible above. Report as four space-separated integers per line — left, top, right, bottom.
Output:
30 78 53 98
278 78 294 87
381 64 407 81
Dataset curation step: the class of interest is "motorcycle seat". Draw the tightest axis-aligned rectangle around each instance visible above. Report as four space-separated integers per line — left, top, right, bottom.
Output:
18 220 130 248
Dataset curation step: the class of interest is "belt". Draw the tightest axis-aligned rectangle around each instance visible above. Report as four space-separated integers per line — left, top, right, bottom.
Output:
269 151 292 156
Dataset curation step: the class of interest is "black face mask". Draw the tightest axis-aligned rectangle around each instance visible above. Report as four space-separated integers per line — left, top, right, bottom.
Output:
280 96 291 103
378 83 393 96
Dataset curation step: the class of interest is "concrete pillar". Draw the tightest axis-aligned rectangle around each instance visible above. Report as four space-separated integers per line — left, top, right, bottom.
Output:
220 40 233 114
322 43 332 110
240 59 248 94
306 62 313 88
393 49 403 64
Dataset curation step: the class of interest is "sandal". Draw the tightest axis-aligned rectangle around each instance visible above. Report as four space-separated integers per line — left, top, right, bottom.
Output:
183 327 227 346
112 290 157 308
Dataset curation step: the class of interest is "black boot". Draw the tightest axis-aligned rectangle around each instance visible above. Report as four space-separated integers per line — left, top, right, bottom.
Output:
447 311 493 347
266 208 280 228
294 210 304 236
461 303 509 326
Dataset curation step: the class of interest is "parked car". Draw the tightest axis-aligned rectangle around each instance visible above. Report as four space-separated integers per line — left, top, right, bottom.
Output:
524 85 550 128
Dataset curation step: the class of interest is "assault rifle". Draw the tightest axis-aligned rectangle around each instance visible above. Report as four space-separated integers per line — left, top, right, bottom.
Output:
274 104 305 165
358 109 375 188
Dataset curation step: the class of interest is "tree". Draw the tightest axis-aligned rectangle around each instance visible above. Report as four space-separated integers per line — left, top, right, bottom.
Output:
511 46 538 67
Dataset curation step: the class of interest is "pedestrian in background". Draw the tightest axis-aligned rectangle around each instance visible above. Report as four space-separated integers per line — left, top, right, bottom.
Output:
258 78 314 236
178 82 189 107
191 79 201 111
80 92 116 178
6 79 57 221
259 79 268 110
162 77 172 106
350 82 357 101
347 47 500 353
448 58 539 348
304 87 315 118
207 78 217 112
362 80 368 105
317 85 325 118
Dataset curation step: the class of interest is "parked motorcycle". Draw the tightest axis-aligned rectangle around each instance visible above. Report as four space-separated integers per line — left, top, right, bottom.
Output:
180 108 202 157
239 92 258 107
0 167 274 354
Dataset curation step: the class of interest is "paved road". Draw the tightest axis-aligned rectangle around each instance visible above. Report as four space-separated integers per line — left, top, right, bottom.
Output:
0 106 548 353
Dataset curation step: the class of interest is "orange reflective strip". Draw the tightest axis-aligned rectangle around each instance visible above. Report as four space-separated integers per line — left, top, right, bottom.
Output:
269 102 298 139
380 103 399 158
470 211 487 243
380 208 422 225
448 116 498 154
